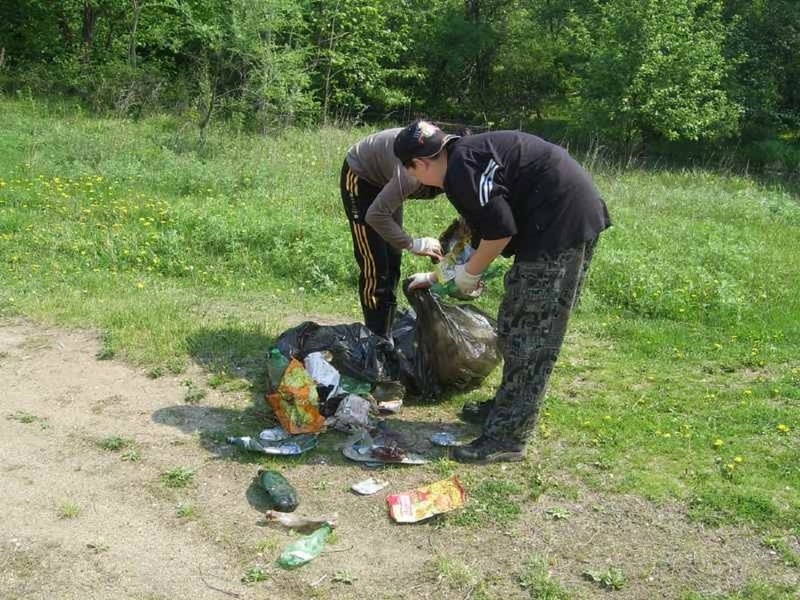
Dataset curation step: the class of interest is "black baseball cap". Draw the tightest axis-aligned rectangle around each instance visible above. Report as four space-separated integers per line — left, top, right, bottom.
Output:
394 120 459 166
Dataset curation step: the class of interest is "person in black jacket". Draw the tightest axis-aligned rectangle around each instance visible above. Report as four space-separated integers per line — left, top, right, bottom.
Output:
395 120 612 463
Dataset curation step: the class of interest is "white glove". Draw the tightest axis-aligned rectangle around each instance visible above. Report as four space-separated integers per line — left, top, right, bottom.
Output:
409 237 443 257
408 272 436 290
454 264 482 296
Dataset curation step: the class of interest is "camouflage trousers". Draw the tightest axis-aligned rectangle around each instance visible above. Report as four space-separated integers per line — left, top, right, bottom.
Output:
484 238 598 444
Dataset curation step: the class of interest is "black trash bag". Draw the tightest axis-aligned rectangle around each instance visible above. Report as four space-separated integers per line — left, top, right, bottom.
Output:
387 308 435 399
403 278 501 400
274 321 393 384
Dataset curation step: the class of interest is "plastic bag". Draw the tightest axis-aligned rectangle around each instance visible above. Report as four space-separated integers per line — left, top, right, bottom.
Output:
303 351 341 399
432 216 502 299
404 279 501 397
325 393 372 432
266 359 326 434
275 321 391 384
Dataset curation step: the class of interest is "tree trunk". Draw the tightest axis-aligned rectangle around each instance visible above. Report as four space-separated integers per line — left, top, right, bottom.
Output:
82 2 99 47
130 0 143 67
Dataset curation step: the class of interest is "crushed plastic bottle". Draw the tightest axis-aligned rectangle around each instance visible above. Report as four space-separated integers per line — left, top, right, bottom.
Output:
228 434 318 456
258 469 299 512
277 523 333 569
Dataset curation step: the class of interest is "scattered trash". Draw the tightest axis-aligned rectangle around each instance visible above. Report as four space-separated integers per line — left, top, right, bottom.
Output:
342 431 428 465
266 358 326 434
258 469 299 513
372 381 404 402
303 351 341 399
430 431 461 447
372 381 404 413
277 523 333 569
258 426 290 442
275 321 391 384
325 393 372 432
351 477 389 495
386 475 467 523
265 510 337 532
339 375 372 396
377 399 403 414
227 434 318 456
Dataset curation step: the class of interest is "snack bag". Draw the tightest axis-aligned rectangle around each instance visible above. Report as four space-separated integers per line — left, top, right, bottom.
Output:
266 359 326 434
386 475 467 523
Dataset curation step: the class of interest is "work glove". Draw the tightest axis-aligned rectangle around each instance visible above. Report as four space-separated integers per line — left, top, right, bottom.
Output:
454 264 483 297
407 272 436 290
409 237 443 259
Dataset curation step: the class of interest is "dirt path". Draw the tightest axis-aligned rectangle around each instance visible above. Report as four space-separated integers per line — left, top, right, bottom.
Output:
1 318 796 599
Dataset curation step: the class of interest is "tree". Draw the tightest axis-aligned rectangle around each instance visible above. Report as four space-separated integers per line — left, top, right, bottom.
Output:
302 0 416 124
723 0 800 134
569 0 741 150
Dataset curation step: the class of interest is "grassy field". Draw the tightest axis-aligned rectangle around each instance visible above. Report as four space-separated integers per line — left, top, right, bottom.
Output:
1 96 798 598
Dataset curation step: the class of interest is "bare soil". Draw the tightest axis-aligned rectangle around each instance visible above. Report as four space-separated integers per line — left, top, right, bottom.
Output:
0 318 796 599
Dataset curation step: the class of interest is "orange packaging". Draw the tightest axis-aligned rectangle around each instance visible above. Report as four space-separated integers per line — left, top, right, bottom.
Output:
266 358 325 434
386 475 466 523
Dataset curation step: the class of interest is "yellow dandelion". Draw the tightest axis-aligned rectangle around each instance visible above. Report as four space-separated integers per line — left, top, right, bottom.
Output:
136 281 144 289
734 456 743 463
712 439 724 448
776 423 790 433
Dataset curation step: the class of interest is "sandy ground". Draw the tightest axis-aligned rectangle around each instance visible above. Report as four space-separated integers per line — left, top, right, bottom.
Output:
1 317 797 600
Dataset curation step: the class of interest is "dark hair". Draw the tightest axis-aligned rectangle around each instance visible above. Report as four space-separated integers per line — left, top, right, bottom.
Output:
394 120 460 167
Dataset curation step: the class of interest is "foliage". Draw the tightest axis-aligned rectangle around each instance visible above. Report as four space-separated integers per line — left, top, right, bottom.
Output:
567 0 740 150
302 0 417 123
1 0 799 153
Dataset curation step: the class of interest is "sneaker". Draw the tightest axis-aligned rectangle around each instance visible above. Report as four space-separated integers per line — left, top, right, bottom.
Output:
453 435 525 464
460 400 494 424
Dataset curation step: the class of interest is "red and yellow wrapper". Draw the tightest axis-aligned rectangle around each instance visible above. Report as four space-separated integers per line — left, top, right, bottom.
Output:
386 475 466 523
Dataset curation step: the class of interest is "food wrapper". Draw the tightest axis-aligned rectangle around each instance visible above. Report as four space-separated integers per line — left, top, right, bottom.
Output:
386 475 466 523
266 358 326 434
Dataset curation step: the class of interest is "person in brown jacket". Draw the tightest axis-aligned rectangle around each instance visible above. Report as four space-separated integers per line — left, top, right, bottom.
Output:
341 127 457 338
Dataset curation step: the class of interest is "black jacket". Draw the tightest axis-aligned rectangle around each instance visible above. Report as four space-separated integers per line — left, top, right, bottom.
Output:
443 131 611 260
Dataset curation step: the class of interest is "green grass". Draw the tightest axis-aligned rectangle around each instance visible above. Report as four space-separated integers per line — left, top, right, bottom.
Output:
57 501 80 519
97 435 133 451
1 97 799 538
682 581 800 600
518 556 575 599
160 467 195 488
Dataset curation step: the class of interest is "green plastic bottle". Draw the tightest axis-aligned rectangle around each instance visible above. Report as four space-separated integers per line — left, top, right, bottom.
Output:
258 469 299 512
265 348 289 393
277 523 333 569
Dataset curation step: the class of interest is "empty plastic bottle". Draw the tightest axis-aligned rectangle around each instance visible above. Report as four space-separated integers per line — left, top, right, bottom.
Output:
258 469 299 512
265 347 290 393
277 523 333 569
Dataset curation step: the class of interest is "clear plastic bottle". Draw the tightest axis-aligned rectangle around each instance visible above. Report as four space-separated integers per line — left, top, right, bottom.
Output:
277 523 333 569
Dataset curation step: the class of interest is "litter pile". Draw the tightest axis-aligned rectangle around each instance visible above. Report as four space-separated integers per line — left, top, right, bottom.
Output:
225 219 501 568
